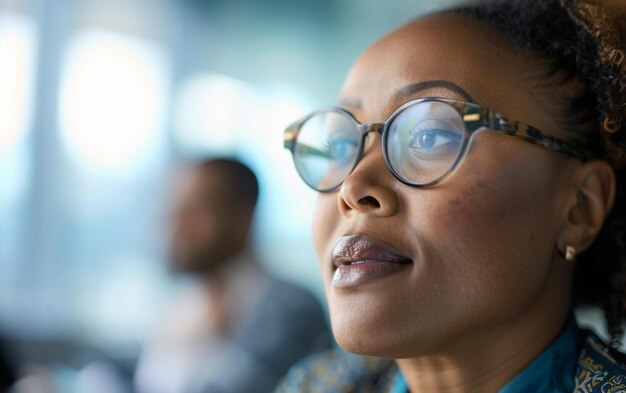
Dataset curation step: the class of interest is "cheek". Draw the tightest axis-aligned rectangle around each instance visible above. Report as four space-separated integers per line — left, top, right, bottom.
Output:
411 138 560 321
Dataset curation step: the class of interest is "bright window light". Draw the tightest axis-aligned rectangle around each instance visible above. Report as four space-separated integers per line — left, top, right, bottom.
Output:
245 86 316 226
58 30 169 177
0 13 36 208
0 144 31 210
0 13 36 152
173 73 255 154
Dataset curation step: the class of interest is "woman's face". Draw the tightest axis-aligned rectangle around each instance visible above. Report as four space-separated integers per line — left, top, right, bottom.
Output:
312 13 577 358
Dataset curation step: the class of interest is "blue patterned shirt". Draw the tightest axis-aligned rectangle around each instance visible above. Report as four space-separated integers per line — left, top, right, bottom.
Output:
275 317 626 393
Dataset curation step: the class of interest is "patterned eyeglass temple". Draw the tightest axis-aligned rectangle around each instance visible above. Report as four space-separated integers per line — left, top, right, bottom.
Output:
483 111 587 159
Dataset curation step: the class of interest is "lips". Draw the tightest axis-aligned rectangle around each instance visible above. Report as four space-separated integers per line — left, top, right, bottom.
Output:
331 234 412 288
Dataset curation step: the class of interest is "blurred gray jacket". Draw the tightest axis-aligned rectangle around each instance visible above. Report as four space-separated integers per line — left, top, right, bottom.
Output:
135 254 330 393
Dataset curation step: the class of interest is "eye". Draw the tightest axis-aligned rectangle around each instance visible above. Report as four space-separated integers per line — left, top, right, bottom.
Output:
409 128 461 150
408 119 463 151
324 134 358 162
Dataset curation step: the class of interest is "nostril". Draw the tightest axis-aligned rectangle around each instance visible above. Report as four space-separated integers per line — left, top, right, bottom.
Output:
358 196 381 208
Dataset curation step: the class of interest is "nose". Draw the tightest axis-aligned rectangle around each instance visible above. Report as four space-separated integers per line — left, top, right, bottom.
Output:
338 133 399 217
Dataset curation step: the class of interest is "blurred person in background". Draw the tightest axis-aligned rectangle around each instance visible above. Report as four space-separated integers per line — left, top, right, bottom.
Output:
134 158 329 393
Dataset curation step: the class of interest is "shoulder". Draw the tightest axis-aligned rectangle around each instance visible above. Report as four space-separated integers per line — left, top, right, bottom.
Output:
574 330 626 393
274 348 397 393
232 273 332 364
232 259 325 318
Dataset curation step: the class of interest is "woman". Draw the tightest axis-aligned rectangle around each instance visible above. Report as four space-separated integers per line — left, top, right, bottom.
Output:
277 0 626 392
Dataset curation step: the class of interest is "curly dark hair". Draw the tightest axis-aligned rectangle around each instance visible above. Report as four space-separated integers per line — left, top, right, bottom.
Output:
454 0 626 351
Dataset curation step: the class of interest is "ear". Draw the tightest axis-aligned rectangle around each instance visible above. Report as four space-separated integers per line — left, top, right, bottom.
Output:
558 160 616 256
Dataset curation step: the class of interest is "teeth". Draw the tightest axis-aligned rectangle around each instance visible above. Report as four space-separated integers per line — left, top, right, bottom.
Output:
351 260 367 265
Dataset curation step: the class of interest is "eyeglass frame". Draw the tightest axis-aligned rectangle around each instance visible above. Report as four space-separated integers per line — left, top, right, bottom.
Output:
283 97 588 192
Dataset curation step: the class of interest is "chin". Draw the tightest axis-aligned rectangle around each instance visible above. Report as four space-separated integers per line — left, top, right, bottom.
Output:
333 329 420 359
172 258 206 274
329 303 457 360
335 335 389 358
330 315 418 359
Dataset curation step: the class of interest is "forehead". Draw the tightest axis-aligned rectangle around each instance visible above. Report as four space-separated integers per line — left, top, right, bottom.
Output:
340 13 560 134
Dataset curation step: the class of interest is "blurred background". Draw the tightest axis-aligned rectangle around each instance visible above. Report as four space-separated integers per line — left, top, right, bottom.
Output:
0 0 465 391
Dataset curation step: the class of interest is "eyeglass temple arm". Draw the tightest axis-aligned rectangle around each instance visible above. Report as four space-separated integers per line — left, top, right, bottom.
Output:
283 124 298 150
283 124 333 158
476 109 587 159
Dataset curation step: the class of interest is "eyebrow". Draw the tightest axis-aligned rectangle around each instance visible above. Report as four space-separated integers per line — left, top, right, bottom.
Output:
394 80 475 103
338 80 476 109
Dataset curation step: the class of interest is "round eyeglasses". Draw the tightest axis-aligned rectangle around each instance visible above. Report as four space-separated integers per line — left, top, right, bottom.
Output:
283 97 587 192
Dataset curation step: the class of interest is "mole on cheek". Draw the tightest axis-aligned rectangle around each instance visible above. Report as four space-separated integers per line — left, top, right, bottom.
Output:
448 198 461 207
444 179 498 222
444 194 476 221
460 179 491 200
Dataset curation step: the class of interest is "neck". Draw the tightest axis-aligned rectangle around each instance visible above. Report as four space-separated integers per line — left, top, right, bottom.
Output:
397 263 572 393
200 250 257 336
397 316 566 393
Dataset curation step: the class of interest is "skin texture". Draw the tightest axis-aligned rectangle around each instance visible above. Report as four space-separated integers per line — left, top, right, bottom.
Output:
170 166 253 275
311 13 615 393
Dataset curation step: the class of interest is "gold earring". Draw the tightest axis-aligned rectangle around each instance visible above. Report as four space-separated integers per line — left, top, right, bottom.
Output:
565 245 576 261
